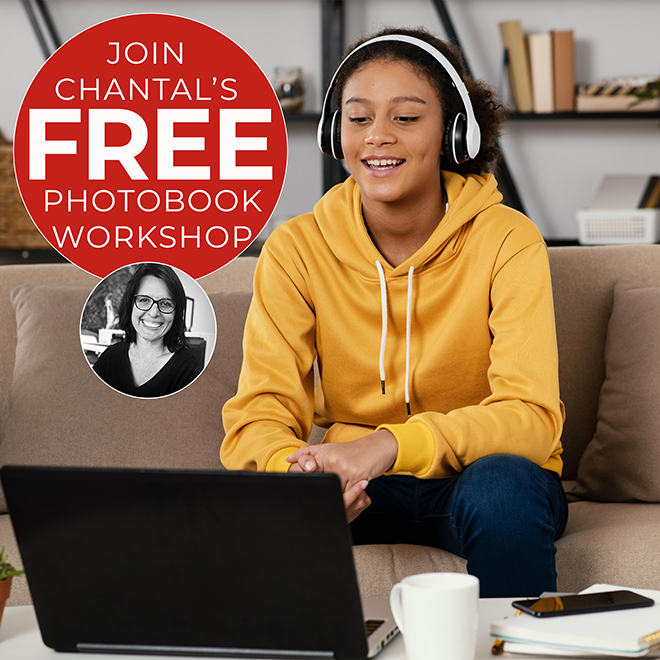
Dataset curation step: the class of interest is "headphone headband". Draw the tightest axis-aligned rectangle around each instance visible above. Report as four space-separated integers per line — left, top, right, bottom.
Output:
317 34 481 163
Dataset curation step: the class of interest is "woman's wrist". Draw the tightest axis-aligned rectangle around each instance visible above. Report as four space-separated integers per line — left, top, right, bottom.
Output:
371 429 399 473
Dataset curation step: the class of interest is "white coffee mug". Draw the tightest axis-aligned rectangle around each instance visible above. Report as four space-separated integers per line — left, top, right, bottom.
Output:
390 572 479 660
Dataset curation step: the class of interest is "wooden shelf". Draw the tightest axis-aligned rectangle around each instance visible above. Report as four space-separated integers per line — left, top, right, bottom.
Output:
285 110 660 125
508 111 660 121
283 112 321 123
0 249 68 265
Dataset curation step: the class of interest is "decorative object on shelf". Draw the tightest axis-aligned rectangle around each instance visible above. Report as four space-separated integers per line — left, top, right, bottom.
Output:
577 174 660 245
0 130 50 250
273 66 305 113
0 545 24 629
577 76 660 112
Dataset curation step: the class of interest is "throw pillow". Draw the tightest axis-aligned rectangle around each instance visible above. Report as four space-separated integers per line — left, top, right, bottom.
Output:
570 279 660 502
0 285 252 513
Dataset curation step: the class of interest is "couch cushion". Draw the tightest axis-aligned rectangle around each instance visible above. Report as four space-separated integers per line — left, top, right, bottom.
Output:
352 544 467 599
548 245 660 479
0 285 252 513
555 501 660 592
0 260 258 455
570 280 660 502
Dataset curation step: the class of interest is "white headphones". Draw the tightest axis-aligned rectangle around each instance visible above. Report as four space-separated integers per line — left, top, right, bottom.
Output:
317 34 481 165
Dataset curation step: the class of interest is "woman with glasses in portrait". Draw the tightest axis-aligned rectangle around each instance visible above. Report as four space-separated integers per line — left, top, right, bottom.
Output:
93 263 202 398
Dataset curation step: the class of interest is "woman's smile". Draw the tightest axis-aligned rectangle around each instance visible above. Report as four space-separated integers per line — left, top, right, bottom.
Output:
141 319 164 329
362 157 406 176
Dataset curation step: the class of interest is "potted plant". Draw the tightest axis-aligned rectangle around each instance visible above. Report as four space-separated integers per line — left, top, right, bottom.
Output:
0 546 24 629
632 77 660 114
634 78 660 104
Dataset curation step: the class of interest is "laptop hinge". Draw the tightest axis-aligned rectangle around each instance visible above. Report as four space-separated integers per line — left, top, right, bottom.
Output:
77 643 334 658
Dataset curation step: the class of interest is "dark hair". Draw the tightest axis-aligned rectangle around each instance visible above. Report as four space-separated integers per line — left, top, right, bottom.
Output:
332 27 508 176
118 263 188 352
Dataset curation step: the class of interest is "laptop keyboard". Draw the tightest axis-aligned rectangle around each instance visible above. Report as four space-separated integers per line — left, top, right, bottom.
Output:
365 619 385 637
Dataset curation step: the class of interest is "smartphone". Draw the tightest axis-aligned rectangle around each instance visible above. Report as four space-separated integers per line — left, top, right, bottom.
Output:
512 590 655 617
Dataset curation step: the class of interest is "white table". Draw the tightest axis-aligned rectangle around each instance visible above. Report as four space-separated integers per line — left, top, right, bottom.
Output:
0 599 518 659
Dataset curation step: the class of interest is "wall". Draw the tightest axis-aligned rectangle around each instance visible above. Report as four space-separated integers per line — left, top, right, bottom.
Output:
1 0 659 239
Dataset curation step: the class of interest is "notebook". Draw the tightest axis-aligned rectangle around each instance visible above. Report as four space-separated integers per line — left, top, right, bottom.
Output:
490 584 660 657
1 465 399 659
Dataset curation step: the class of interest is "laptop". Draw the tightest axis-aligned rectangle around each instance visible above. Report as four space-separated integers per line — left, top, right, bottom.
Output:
0 465 398 659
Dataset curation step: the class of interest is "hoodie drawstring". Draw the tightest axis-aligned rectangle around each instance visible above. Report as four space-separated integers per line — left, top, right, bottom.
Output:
375 260 388 395
375 260 415 416
405 266 414 416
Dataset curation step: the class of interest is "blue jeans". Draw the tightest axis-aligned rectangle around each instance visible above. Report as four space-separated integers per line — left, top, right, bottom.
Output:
350 454 568 598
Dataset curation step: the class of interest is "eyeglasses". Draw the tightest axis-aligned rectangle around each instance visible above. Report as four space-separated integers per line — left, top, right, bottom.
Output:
133 295 176 314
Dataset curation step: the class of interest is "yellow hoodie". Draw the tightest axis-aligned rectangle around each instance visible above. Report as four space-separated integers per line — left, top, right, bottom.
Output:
221 172 564 477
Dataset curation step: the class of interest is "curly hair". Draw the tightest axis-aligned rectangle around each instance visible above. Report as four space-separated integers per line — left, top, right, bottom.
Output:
332 27 508 176
117 263 189 352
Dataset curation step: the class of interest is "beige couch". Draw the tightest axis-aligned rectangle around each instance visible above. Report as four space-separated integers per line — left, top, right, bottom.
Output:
2 245 660 607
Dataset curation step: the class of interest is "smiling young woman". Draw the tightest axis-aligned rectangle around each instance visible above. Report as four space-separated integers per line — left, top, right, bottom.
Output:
221 27 568 598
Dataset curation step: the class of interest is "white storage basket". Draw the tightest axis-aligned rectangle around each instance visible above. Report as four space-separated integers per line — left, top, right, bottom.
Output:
577 208 660 245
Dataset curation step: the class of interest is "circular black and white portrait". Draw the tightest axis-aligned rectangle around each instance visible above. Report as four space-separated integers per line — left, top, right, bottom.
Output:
81 263 216 398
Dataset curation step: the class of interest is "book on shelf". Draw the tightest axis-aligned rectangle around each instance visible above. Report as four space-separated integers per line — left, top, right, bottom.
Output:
576 76 660 112
490 584 660 658
527 33 554 113
499 19 534 113
552 30 575 112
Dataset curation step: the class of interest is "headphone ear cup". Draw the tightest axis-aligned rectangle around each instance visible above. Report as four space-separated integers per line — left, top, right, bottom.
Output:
330 110 343 160
443 113 469 165
319 110 343 160
319 115 332 157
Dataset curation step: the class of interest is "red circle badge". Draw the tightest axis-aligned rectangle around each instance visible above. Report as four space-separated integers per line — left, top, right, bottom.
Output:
14 13 287 278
